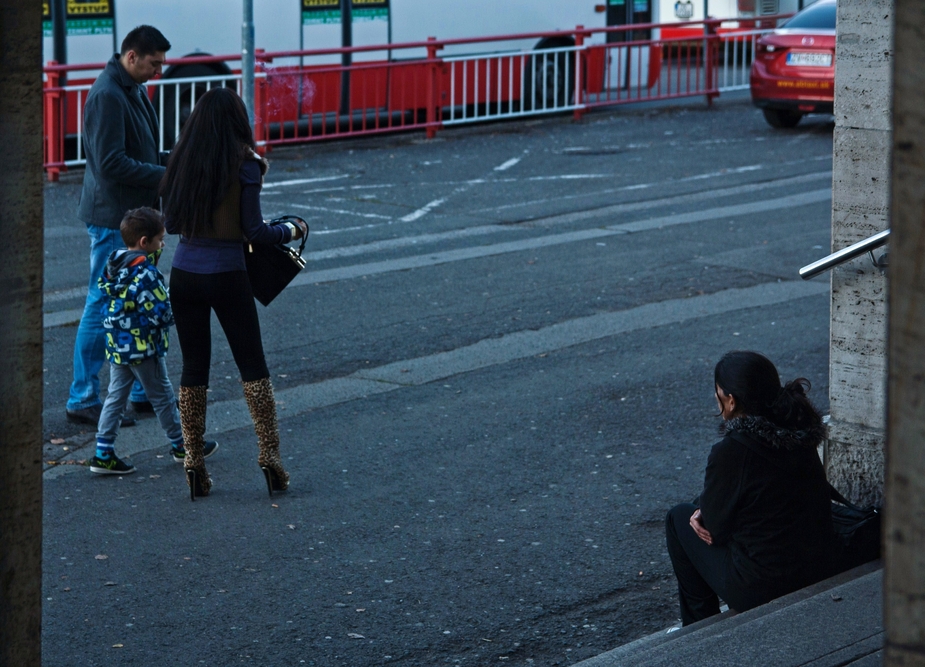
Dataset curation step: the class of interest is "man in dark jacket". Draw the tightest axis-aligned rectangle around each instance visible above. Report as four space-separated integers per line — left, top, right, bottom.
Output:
66 25 171 426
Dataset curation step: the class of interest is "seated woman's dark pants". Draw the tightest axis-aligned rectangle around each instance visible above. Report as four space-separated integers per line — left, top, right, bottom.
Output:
170 268 270 387
665 503 786 626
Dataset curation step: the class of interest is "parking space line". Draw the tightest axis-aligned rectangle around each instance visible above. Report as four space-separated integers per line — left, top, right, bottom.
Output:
289 203 393 220
304 224 515 260
400 198 448 222
494 157 523 171
262 175 349 189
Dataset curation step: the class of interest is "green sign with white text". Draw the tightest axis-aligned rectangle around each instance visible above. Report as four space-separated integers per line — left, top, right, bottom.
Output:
301 0 389 25
43 0 114 37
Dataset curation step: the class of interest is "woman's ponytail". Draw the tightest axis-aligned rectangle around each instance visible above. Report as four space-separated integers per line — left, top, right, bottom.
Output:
767 377 819 431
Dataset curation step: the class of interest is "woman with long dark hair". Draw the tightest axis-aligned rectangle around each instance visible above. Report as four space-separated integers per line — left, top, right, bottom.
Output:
159 87 307 499
665 351 835 625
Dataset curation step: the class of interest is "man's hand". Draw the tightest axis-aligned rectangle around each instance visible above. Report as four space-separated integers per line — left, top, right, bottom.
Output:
690 509 713 545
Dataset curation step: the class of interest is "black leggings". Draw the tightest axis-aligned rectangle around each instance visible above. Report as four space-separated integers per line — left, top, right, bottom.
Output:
665 503 784 626
169 268 269 387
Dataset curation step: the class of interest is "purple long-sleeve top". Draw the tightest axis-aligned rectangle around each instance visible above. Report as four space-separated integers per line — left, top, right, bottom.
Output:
167 160 292 274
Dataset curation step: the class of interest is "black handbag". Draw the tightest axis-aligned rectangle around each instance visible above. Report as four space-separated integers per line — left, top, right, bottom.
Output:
244 215 308 306
828 483 881 571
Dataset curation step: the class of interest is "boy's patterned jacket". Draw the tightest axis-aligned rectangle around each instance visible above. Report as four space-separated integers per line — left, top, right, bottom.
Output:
99 249 173 365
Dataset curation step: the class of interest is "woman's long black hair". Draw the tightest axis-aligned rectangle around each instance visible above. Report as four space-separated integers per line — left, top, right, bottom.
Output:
714 350 822 432
159 87 255 238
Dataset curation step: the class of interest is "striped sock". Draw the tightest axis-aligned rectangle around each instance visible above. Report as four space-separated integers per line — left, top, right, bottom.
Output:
95 440 115 459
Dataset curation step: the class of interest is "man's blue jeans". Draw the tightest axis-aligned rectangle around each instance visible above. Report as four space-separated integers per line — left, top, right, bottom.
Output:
67 223 146 410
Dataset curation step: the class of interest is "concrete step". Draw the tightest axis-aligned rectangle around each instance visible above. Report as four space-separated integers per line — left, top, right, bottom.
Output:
576 561 883 667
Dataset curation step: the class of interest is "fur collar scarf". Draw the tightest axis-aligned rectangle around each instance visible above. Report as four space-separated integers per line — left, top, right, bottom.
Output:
721 415 826 451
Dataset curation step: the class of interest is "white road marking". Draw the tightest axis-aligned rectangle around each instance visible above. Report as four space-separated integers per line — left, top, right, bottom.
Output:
298 175 831 259
494 157 522 171
289 203 393 220
44 279 828 474
613 189 830 233
309 222 385 235
43 184 833 326
285 189 830 289
400 198 447 222
476 169 832 215
296 228 618 286
679 164 763 181
528 175 833 228
527 174 607 181
262 175 349 189
304 224 515 260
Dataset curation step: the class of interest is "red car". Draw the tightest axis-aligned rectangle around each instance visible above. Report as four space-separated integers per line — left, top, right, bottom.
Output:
750 0 836 128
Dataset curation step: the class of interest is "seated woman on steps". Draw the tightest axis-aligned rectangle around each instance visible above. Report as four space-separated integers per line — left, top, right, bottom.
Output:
666 350 836 626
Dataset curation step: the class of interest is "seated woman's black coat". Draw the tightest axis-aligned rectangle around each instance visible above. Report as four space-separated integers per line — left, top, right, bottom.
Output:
699 415 835 593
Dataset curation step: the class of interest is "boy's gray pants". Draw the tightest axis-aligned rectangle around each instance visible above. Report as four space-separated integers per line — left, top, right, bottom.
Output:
97 356 183 446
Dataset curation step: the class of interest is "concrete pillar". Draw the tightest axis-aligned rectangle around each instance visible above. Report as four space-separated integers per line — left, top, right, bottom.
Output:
825 0 893 506
885 4 925 664
0 1 45 666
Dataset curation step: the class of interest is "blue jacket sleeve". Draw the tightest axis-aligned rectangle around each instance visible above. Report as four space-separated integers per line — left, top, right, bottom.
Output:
240 160 292 245
83 89 165 190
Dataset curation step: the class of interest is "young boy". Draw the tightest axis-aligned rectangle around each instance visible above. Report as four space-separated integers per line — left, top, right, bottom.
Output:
90 207 217 474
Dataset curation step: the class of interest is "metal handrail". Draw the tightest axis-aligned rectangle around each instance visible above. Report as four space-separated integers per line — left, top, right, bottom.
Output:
799 230 890 279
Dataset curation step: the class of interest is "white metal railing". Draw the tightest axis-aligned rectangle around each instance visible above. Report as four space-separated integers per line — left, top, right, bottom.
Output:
46 25 780 172
717 29 773 91
444 45 581 125
60 72 264 168
153 73 245 152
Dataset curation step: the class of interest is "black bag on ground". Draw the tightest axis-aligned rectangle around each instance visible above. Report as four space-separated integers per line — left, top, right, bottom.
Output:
244 215 308 306
828 482 881 571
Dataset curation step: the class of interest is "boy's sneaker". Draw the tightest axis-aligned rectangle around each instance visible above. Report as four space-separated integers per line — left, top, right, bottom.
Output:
89 453 136 475
170 441 219 464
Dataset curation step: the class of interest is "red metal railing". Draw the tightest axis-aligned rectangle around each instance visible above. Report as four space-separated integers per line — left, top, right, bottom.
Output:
42 16 789 180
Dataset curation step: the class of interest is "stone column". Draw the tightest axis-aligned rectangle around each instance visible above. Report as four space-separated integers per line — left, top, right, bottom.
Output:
0 1 45 665
885 4 925 664
825 0 893 506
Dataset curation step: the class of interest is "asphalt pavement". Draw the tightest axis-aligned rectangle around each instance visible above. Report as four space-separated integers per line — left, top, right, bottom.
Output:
41 96 836 666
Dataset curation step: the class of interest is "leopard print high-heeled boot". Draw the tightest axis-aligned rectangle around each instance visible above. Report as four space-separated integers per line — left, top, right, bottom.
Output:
178 385 212 499
242 377 290 495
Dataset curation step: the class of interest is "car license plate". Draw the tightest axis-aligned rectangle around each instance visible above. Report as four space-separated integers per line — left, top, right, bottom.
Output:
786 52 832 67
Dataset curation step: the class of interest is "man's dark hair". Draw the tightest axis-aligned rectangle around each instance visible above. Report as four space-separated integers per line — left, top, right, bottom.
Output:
120 25 171 57
121 207 165 247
